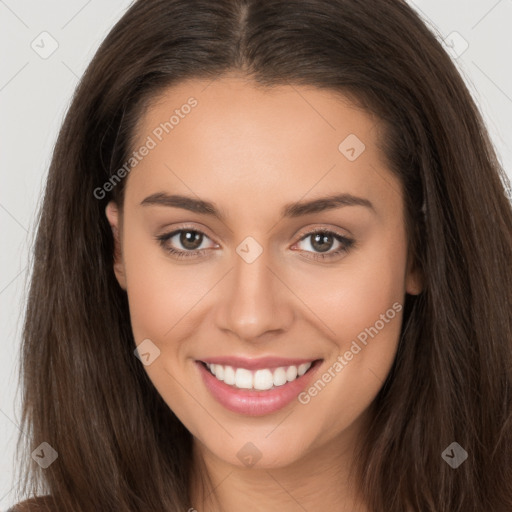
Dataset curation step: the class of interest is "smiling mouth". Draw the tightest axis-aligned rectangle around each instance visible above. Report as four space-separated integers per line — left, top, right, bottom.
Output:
198 359 321 391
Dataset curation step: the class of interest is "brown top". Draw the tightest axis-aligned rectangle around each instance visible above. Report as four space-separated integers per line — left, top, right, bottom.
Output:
7 496 54 511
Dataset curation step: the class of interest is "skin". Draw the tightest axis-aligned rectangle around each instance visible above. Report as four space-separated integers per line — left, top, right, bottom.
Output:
106 73 423 512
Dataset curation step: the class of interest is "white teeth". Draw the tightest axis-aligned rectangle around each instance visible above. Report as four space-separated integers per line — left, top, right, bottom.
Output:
235 368 253 389
224 365 235 385
286 365 298 381
273 367 287 386
204 361 314 390
297 363 310 376
253 369 274 390
214 364 224 381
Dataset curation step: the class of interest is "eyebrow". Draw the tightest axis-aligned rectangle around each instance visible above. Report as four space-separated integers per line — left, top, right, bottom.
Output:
140 192 376 221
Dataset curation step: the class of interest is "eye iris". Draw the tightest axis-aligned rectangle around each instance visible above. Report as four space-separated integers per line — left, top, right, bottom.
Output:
180 230 202 250
311 232 333 253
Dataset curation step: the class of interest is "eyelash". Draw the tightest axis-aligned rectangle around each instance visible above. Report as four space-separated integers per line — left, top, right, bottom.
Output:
155 226 355 262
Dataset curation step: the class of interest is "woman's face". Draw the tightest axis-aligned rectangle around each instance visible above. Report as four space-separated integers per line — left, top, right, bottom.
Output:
106 75 422 470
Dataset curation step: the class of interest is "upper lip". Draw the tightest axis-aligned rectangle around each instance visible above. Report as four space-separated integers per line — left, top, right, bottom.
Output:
198 356 321 370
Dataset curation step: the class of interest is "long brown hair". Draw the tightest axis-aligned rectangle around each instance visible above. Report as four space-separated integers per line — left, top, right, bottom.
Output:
16 0 512 510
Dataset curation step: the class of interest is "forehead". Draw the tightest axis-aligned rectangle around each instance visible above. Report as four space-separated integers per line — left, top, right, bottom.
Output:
125 75 401 217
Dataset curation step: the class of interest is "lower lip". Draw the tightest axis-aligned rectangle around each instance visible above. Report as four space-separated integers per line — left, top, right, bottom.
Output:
196 360 323 416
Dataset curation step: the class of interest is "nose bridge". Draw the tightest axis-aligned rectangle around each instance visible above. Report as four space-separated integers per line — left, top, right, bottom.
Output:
216 237 292 340
234 240 272 301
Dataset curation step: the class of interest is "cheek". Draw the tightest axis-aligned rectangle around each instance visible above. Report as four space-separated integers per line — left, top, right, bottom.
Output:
121 227 211 344
296 234 407 427
309 312 402 439
121 232 209 423
296 228 408 345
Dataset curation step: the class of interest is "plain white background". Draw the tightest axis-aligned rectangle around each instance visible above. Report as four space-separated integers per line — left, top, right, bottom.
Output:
0 0 511 509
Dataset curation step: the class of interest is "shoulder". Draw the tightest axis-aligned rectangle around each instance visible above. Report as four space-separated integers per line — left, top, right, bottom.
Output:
8 496 55 511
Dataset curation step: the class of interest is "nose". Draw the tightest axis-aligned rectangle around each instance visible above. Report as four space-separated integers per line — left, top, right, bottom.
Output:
215 245 294 343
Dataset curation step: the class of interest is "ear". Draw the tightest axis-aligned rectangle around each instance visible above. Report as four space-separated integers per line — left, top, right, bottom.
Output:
405 248 423 296
105 201 127 290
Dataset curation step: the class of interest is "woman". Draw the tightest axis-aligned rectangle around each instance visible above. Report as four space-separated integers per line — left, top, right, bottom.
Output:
11 0 512 510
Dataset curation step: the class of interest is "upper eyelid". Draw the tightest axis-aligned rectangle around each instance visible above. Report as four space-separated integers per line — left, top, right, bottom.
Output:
159 223 218 242
295 225 351 240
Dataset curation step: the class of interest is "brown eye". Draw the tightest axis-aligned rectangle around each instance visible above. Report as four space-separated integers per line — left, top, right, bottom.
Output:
310 232 335 252
156 227 217 260
179 230 203 250
293 229 355 261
